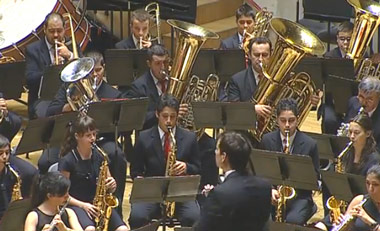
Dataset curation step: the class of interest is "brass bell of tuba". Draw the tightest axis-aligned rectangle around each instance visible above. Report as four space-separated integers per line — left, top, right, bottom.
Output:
60 57 99 112
166 19 219 102
251 18 325 141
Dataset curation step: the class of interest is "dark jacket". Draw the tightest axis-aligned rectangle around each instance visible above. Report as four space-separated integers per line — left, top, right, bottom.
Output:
115 35 136 49
220 33 240 50
228 67 257 102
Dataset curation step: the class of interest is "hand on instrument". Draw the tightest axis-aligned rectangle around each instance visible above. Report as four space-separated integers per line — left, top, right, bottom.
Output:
41 215 66 231
311 90 322 107
201 184 215 197
105 176 117 193
178 103 189 119
62 103 73 113
271 188 280 204
0 98 8 117
351 204 376 226
255 104 272 119
81 202 99 219
141 39 152 49
56 41 73 60
173 161 187 175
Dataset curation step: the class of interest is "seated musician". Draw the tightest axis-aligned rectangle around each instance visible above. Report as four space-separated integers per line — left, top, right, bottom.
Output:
43 51 127 217
25 12 77 119
259 98 320 225
324 21 353 59
115 9 154 50
24 172 83 231
344 77 380 151
316 165 380 231
129 94 200 229
195 131 271 231
58 115 128 231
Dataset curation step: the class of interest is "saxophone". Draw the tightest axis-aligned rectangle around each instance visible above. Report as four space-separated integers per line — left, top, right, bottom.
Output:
92 143 119 231
326 141 353 224
165 126 177 218
275 129 296 222
331 196 368 231
6 162 23 202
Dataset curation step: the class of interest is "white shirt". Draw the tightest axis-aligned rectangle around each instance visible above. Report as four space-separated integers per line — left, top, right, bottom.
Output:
280 130 297 153
158 125 176 148
45 37 55 64
238 32 243 48
368 106 377 118
252 67 261 86
132 34 140 49
150 70 168 96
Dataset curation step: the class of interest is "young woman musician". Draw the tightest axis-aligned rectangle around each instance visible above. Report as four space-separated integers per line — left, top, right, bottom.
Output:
24 171 82 231
58 115 128 231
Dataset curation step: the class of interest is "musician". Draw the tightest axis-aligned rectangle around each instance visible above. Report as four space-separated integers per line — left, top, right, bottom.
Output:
259 98 320 225
195 131 271 231
315 164 380 231
24 172 83 231
42 51 127 217
25 12 76 119
344 77 380 151
324 21 353 58
129 94 200 229
58 115 128 231
220 3 255 49
115 9 153 49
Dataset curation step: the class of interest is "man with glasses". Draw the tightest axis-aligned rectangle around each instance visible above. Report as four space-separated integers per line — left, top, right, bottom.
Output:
324 21 353 58
345 77 380 150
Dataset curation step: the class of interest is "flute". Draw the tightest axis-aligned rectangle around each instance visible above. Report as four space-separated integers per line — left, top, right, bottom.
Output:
47 197 71 231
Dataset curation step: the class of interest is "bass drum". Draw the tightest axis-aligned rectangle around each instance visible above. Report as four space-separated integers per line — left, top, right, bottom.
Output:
0 0 90 62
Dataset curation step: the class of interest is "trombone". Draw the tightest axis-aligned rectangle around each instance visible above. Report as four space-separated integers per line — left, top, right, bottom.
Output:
144 2 161 45
54 13 79 65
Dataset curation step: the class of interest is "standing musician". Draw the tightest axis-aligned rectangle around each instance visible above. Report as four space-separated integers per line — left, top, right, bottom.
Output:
58 115 128 231
259 98 320 225
316 165 380 231
195 131 272 231
24 172 83 231
25 12 77 119
129 94 200 229
115 9 153 49
344 77 380 151
220 3 255 50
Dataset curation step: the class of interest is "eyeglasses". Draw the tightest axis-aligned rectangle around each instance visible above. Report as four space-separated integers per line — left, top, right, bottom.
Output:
338 37 351 42
238 19 254 26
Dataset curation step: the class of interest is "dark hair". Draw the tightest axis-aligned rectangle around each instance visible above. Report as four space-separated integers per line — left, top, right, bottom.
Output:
131 9 151 23
44 12 65 28
276 98 299 117
31 172 70 209
147 44 169 61
367 165 380 181
336 21 354 35
248 36 272 55
0 134 10 150
84 50 105 66
235 3 255 21
60 115 97 157
218 131 251 172
156 94 179 113
344 113 377 173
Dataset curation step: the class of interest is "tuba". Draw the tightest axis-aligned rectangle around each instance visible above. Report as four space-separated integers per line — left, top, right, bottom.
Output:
356 58 380 80
92 143 119 231
251 18 325 141
6 162 23 202
165 126 177 218
166 19 219 102
345 0 380 76
326 141 353 224
145 2 161 45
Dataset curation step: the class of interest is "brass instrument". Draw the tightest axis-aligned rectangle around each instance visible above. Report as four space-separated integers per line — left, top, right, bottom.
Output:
337 107 364 136
179 74 220 139
0 56 15 64
60 57 99 112
345 0 380 75
326 141 353 224
356 58 380 80
92 143 119 231
166 19 219 102
165 126 177 218
145 2 161 44
251 18 325 141
275 129 296 222
331 196 368 231
5 162 22 202
47 197 71 231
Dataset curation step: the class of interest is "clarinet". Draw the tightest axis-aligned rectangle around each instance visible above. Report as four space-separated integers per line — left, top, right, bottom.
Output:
47 197 71 231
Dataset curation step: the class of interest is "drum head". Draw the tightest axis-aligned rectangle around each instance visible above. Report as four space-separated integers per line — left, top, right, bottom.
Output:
0 0 57 50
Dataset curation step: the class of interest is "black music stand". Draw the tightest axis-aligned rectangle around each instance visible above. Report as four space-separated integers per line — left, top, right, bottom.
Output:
130 175 200 231
49 112 80 148
105 49 148 87
0 61 25 100
87 101 120 134
305 132 350 161
39 64 64 101
250 149 319 191
269 221 321 231
132 220 160 231
117 98 149 132
0 199 31 231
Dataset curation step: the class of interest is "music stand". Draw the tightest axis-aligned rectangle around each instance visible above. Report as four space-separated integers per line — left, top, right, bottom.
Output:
269 221 321 231
117 98 149 132
131 220 160 231
191 102 224 130
293 57 324 89
105 49 148 87
130 175 200 231
87 101 120 134
321 170 356 202
0 199 31 231
0 61 25 100
39 64 64 100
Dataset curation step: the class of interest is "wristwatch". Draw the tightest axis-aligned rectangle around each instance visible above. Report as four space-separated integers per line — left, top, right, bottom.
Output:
370 222 378 230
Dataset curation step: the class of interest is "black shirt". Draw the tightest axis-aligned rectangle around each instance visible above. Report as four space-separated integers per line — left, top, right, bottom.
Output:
33 207 70 231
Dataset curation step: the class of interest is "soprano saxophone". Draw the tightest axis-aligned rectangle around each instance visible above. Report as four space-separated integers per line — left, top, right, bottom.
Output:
165 126 177 218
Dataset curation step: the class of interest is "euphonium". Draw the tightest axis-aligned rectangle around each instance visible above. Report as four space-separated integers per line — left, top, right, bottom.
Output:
165 126 177 218
275 129 296 222
145 2 161 44
5 162 23 202
92 143 119 231
326 141 353 224
179 74 220 139
345 0 380 75
251 18 325 141
331 196 368 231
356 58 380 80
166 19 219 102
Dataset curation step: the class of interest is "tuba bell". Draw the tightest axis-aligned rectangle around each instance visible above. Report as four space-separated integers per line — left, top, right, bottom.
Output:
251 18 325 141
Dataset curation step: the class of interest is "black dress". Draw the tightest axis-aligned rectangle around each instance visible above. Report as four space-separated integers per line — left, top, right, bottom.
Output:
58 149 125 230
33 208 70 231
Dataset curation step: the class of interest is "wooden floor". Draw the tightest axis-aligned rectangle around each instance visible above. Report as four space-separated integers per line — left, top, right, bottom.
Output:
7 93 324 228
